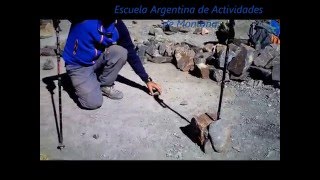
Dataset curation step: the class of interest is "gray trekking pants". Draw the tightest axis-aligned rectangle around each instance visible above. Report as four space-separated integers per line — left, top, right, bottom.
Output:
65 45 128 110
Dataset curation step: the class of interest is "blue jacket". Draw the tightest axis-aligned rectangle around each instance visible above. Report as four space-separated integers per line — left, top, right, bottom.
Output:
63 20 149 82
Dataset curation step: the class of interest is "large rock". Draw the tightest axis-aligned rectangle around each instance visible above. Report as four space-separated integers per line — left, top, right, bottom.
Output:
167 25 179 33
146 44 157 57
178 27 191 33
272 64 280 81
191 113 216 145
152 50 162 57
205 54 216 65
215 44 238 69
267 44 280 57
228 43 241 54
158 43 166 55
210 67 230 83
230 71 249 81
195 63 210 79
163 25 179 35
203 43 215 52
148 56 173 63
155 28 164 36
165 43 175 57
215 44 227 68
249 66 272 81
208 119 232 153
149 27 164 36
159 42 174 56
265 55 280 69
228 44 255 76
174 46 195 72
194 52 212 64
137 44 148 64
190 46 203 54
253 48 274 67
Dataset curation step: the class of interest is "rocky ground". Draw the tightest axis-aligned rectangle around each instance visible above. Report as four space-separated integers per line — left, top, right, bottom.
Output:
40 20 280 160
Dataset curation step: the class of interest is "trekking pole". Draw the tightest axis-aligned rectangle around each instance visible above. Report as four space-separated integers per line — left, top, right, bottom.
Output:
53 19 65 150
216 38 230 120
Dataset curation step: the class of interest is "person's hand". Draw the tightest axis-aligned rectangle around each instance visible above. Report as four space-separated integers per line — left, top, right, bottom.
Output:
147 81 162 96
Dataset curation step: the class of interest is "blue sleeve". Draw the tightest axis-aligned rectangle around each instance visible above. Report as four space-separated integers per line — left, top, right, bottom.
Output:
115 20 149 82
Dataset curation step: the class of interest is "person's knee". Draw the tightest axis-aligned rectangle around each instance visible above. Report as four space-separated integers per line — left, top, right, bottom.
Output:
77 89 103 110
79 97 103 110
108 45 128 64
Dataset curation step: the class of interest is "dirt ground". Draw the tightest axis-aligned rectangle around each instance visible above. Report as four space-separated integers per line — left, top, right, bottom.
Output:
40 20 280 160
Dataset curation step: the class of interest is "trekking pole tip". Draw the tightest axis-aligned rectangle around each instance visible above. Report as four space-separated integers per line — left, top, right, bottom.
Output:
57 143 65 150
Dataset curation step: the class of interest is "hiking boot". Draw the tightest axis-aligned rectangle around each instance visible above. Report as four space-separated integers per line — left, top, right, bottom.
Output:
101 85 123 100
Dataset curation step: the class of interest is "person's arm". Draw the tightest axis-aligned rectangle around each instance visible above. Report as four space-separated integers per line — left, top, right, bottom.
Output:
116 20 162 95
115 20 149 82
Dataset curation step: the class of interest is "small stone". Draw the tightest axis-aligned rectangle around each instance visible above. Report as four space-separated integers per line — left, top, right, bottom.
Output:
173 133 181 138
149 27 155 36
175 152 182 159
93 134 99 139
193 28 202 34
180 100 188 105
265 150 280 160
40 46 56 56
232 146 241 152
42 59 54 70
247 79 255 86
268 104 272 107
132 20 137 24
40 21 54 39
201 28 209 35
164 31 176 35
81 132 86 136
254 80 263 87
